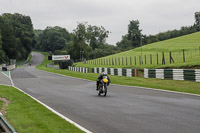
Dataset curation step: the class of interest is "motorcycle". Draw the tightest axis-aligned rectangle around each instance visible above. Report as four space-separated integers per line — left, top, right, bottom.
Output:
97 77 108 96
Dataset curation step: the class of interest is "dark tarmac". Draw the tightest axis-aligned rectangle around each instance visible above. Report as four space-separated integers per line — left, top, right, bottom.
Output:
11 52 200 133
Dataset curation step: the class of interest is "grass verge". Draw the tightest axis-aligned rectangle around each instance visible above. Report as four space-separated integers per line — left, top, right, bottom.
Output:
28 53 33 63
0 85 84 133
0 100 2 110
37 52 200 95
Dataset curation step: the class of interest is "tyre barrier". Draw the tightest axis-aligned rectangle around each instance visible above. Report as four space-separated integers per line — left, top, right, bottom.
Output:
144 69 200 82
68 66 89 73
92 67 138 77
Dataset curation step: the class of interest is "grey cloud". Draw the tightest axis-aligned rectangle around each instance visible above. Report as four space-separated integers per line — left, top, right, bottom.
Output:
0 0 200 45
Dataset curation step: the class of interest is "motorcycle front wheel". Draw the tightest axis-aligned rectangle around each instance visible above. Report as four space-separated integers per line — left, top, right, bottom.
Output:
103 84 107 96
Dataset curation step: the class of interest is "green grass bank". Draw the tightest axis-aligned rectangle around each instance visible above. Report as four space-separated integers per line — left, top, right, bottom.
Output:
0 85 84 133
75 32 200 69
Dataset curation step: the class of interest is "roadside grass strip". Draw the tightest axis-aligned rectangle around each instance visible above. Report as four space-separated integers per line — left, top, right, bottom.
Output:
0 85 85 133
0 101 2 110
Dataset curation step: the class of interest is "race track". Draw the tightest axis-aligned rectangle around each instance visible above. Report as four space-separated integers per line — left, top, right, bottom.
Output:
11 52 200 133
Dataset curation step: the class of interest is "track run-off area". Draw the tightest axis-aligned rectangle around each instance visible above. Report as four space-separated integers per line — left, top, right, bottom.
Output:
11 52 200 133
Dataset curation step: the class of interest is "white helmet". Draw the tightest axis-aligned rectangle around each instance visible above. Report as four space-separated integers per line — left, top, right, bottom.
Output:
102 72 107 76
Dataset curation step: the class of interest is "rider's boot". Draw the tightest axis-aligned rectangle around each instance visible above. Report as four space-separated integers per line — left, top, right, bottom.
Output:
96 85 99 90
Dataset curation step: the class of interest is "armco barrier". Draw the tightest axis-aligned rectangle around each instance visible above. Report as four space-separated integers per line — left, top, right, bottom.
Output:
0 113 17 133
68 66 139 77
92 67 138 77
68 66 89 73
144 68 200 82
46 64 59 69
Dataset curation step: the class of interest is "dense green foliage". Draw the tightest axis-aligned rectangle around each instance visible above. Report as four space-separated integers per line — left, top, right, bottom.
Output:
0 32 6 63
69 22 116 61
35 23 119 62
35 26 71 52
0 85 84 133
0 13 34 64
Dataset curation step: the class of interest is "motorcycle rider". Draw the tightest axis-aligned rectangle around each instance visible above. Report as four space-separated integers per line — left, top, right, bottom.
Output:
96 72 111 90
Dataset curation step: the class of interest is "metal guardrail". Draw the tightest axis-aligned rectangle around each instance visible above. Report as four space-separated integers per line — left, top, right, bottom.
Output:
46 64 60 69
0 113 17 133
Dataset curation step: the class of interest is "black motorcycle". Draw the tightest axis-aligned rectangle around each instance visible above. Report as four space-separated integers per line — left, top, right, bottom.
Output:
97 77 108 96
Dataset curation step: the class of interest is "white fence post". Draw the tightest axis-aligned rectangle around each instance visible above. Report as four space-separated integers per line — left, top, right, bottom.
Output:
173 69 184 80
127 69 132 77
118 68 122 76
195 69 200 82
156 69 164 79
99 67 102 73
110 68 114 75
104 68 108 74
144 69 148 78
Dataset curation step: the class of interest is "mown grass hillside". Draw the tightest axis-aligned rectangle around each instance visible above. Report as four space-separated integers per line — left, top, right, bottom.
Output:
76 32 200 68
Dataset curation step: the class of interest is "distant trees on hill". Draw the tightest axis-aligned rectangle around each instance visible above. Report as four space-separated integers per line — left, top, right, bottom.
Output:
116 20 142 50
117 12 199 50
0 13 35 64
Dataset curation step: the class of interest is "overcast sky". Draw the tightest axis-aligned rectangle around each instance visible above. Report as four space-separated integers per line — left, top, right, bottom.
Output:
1 0 200 45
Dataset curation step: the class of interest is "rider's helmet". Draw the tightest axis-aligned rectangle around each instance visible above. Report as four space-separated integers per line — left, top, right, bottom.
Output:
101 72 107 76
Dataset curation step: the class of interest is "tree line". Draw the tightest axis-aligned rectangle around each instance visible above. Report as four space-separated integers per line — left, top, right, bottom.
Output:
0 11 199 64
0 13 35 64
35 22 119 62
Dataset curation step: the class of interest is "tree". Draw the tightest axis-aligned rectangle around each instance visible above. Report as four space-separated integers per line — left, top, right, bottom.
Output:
70 22 110 61
0 32 6 63
0 13 35 61
116 35 132 50
127 20 142 47
117 20 142 49
195 11 200 31
87 25 109 49
12 13 35 59
34 29 43 50
38 26 71 52
70 23 88 60
0 15 18 60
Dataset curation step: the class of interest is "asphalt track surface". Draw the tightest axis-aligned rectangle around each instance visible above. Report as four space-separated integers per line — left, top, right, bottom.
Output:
11 52 200 133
